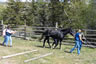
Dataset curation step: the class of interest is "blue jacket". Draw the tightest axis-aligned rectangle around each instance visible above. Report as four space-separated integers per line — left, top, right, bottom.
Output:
6 29 12 36
75 32 80 41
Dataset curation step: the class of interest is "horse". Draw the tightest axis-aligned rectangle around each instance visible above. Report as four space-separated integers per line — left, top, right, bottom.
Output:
39 28 74 49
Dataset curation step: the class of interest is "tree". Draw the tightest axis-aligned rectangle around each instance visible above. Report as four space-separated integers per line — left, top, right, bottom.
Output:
48 1 66 27
84 0 96 29
1 0 94 29
62 0 89 29
2 0 25 25
0 3 7 20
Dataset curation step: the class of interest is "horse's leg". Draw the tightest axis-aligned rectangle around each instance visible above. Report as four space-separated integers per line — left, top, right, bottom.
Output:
47 37 51 48
43 37 47 48
53 39 58 49
52 42 55 46
50 38 55 49
52 40 55 47
51 41 55 49
51 38 57 49
59 39 62 50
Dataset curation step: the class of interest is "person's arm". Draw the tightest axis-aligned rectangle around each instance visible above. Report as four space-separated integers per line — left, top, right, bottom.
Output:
2 29 6 36
7 29 12 33
79 34 84 42
7 30 16 34
11 30 16 34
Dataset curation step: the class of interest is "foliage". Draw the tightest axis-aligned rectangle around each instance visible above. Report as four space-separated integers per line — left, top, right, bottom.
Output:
0 4 6 20
83 0 96 29
1 0 25 25
0 0 96 29
64 1 88 29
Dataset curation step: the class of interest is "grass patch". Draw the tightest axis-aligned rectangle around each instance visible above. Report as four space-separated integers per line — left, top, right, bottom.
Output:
0 37 96 64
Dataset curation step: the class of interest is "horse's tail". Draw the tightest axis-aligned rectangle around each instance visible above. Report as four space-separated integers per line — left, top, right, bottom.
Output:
39 29 50 41
39 33 44 42
39 29 51 42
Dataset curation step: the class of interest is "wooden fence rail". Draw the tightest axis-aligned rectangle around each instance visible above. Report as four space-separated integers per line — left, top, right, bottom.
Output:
11 26 96 43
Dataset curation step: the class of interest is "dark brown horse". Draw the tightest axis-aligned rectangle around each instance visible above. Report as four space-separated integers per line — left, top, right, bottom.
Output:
40 28 74 49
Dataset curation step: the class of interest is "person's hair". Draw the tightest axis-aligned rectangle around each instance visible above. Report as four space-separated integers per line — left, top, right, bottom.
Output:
7 25 10 29
76 29 82 32
80 29 84 32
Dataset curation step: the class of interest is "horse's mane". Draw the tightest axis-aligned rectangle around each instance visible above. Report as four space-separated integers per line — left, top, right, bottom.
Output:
60 28 70 32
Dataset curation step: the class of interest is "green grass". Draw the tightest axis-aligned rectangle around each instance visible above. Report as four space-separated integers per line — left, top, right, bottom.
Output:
0 37 96 64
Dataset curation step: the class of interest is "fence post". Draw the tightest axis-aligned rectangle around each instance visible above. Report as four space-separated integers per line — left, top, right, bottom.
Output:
0 20 4 36
55 22 58 30
24 26 27 39
84 29 87 36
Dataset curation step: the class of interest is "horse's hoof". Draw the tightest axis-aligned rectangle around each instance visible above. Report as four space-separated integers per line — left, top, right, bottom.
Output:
53 47 55 49
51 47 53 49
51 46 55 49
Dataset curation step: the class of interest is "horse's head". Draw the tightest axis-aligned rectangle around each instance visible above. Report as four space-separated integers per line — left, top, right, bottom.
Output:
68 28 74 36
60 28 74 36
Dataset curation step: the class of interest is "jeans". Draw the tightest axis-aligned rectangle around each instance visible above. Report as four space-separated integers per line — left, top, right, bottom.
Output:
2 36 7 45
79 41 82 50
70 41 80 55
5 35 12 46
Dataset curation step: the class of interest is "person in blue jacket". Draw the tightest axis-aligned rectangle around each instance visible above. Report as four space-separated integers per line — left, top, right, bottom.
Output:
70 29 84 55
4 26 16 47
